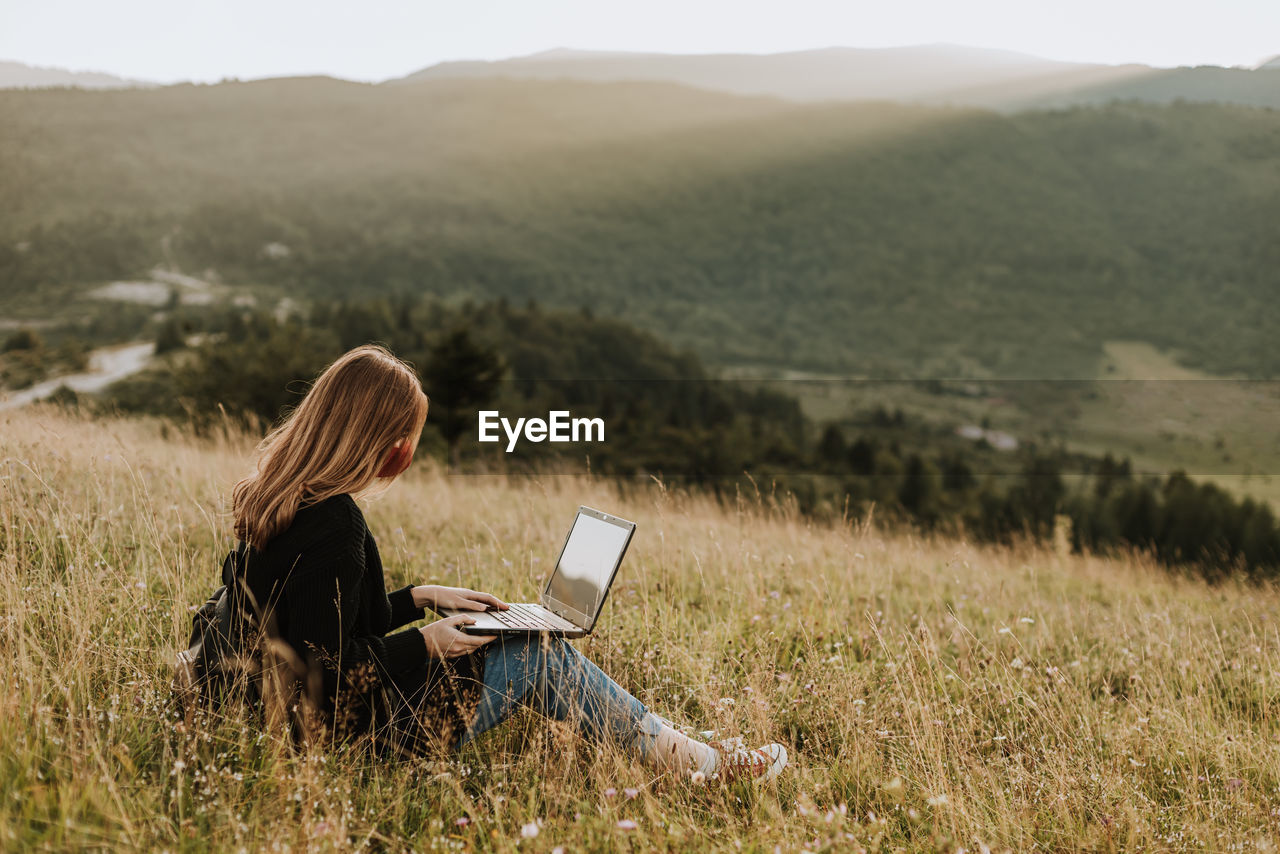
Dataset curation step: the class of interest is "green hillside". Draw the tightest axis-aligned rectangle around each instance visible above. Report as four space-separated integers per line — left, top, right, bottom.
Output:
1021 65 1280 111
1 77 1277 379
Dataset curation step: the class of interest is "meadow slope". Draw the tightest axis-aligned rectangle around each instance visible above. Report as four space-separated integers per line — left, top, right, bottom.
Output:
2 408 1280 852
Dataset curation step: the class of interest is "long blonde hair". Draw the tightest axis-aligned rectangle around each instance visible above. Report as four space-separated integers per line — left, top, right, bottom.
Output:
232 345 429 547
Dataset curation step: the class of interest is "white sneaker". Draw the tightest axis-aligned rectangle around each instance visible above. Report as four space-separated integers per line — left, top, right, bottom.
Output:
711 738 789 784
653 712 717 741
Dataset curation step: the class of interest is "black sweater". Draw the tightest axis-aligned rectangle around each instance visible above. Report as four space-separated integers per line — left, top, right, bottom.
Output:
235 492 485 753
240 494 427 710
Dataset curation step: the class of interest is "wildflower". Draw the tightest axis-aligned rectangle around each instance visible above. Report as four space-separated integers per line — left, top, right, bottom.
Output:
616 819 638 831
926 793 948 807
1019 617 1035 624
455 817 470 828
604 787 617 798
521 822 540 839
690 770 706 785
1226 778 1245 791
624 787 639 799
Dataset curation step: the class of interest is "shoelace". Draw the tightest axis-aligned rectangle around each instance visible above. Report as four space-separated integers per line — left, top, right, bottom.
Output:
711 738 772 780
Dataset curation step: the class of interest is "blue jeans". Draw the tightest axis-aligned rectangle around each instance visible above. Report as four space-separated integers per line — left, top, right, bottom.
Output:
456 633 662 752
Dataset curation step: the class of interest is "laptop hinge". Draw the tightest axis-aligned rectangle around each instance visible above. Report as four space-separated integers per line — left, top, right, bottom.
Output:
539 598 585 631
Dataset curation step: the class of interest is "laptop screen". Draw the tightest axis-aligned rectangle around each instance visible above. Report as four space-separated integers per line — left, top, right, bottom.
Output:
544 510 633 625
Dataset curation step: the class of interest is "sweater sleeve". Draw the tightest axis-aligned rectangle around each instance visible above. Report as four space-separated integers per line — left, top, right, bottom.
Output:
281 504 427 700
387 584 427 630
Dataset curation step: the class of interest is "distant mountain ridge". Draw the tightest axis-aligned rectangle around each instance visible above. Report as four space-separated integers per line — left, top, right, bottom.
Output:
0 60 154 90
396 44 1280 111
6 45 1279 108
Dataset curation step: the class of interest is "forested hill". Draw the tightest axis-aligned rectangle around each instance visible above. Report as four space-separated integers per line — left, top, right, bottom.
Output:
2 77 1278 378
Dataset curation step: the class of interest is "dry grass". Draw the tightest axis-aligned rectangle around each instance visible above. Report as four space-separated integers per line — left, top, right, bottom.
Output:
2 407 1280 852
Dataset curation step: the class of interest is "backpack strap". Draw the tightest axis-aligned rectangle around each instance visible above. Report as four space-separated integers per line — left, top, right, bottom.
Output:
221 540 249 588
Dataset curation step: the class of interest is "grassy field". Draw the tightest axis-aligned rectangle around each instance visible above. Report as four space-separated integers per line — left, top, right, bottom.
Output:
3 408 1280 852
1074 342 1280 509
742 338 1280 512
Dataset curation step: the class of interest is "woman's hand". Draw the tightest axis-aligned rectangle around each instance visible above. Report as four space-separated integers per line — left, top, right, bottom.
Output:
420 615 496 658
412 584 509 613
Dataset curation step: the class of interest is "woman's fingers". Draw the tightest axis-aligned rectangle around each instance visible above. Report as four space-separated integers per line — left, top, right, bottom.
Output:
469 591 509 610
440 613 495 655
423 615 496 658
446 627 495 655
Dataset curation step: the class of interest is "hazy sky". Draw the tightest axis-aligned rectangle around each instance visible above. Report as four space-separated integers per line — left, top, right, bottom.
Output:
2 0 1276 83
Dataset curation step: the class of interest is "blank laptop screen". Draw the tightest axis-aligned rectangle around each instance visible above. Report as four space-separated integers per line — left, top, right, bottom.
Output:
545 513 631 619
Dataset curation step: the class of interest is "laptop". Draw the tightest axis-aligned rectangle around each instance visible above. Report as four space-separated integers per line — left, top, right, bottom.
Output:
441 506 636 638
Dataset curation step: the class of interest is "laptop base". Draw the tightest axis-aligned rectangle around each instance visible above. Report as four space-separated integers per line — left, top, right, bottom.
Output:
440 603 586 639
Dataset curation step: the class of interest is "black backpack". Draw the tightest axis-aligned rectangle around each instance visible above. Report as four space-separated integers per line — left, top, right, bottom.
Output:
172 542 252 712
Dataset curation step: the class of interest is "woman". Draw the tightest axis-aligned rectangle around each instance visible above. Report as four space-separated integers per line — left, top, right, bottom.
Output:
228 345 787 783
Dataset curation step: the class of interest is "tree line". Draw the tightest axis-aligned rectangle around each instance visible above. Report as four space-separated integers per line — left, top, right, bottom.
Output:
95 295 1280 582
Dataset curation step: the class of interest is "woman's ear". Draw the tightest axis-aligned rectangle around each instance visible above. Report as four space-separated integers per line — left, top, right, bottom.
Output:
377 439 415 478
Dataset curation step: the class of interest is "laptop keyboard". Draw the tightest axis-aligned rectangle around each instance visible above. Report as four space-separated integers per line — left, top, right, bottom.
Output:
489 603 566 631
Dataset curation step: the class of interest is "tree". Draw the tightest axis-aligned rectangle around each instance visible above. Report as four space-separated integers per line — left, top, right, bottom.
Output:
940 453 976 492
847 437 877 476
1093 452 1132 498
3 328 42 353
422 326 506 466
1011 452 1065 540
169 320 339 430
816 424 847 468
154 318 186 355
899 453 942 527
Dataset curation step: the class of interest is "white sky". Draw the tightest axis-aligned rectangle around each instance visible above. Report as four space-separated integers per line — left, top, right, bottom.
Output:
1 0 1276 84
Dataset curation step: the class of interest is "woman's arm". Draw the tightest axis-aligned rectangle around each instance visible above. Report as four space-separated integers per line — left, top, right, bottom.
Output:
386 584 426 630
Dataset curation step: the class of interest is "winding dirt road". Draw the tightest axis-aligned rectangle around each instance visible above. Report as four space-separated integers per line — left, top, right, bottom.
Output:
0 342 153 411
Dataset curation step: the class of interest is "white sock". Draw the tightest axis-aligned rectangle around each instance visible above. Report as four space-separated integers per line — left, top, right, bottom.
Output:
638 714 720 775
